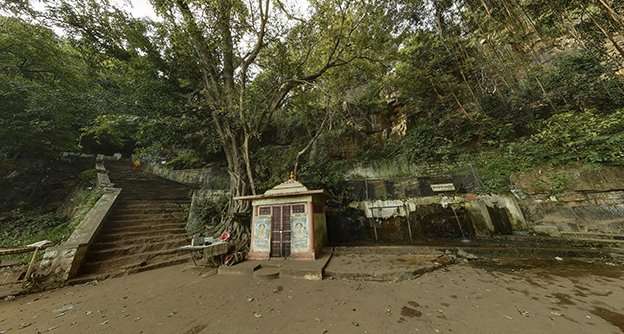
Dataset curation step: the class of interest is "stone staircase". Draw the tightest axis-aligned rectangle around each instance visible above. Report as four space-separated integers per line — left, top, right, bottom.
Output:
73 161 193 283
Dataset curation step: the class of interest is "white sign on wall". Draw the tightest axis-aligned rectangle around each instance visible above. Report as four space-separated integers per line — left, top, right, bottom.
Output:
431 183 456 192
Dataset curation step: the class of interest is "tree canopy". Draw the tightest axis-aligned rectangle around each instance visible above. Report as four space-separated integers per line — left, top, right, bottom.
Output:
2 0 624 242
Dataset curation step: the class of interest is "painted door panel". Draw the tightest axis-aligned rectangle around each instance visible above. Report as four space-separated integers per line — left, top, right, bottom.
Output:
270 205 292 257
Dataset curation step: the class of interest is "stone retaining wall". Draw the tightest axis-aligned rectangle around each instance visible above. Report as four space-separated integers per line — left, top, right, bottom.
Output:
140 161 228 189
519 191 624 235
512 165 624 236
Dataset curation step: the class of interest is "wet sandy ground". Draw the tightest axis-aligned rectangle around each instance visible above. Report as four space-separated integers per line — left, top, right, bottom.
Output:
0 259 622 334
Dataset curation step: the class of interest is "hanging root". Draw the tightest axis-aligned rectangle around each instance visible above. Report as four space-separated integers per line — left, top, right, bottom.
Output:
215 219 250 252
213 198 251 252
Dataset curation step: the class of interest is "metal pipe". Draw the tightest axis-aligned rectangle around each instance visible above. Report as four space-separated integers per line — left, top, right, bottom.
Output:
405 204 413 242
451 206 471 243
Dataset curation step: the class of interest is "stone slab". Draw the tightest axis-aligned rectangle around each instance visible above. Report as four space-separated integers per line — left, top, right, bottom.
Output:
324 251 445 282
279 253 332 281
218 254 331 281
533 224 561 237
253 267 280 280
0 284 24 300
218 261 263 276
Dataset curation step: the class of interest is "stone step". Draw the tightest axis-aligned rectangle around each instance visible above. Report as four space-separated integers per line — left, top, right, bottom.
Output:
561 238 624 246
118 189 190 195
86 239 189 262
90 235 189 251
116 185 189 191
74 160 193 278
115 180 187 184
115 184 188 190
104 223 186 234
81 248 187 274
71 256 190 284
110 174 176 180
106 218 187 229
457 245 624 258
117 194 191 201
106 219 186 228
107 217 186 226
67 272 111 285
95 228 187 243
113 182 189 188
115 201 191 209
111 177 186 184
112 208 190 215
117 187 186 192
109 174 161 179
561 232 624 241
125 255 190 274
108 212 187 221
111 207 188 215
491 235 624 249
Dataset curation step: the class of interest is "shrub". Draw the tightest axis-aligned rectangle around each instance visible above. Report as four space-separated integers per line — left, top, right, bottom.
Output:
0 210 71 249
78 169 98 186
529 109 624 165
165 150 204 170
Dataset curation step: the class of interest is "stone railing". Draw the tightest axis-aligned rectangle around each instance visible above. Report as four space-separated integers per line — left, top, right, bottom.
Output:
38 156 122 286
95 154 116 187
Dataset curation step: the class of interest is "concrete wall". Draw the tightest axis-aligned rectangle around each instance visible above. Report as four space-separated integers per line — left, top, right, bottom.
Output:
480 194 529 232
346 158 479 180
313 213 327 253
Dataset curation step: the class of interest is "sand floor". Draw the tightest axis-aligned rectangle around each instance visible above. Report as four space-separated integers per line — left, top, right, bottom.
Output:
0 259 623 334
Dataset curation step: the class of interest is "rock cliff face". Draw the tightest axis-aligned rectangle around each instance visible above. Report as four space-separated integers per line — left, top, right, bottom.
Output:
512 165 624 236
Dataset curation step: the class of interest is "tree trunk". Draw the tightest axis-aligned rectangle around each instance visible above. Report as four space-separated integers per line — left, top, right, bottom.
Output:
213 132 252 251
433 0 447 36
479 0 492 16
589 12 624 60
597 0 624 29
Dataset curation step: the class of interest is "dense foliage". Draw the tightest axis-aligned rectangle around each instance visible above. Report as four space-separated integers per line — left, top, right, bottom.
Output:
2 0 624 195
0 17 89 158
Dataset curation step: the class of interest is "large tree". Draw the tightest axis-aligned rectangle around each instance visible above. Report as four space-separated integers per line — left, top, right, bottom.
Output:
6 0 405 246
144 0 402 245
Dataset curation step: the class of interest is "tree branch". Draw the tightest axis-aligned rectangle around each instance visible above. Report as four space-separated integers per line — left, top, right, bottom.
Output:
239 0 270 79
174 0 221 100
293 106 334 177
